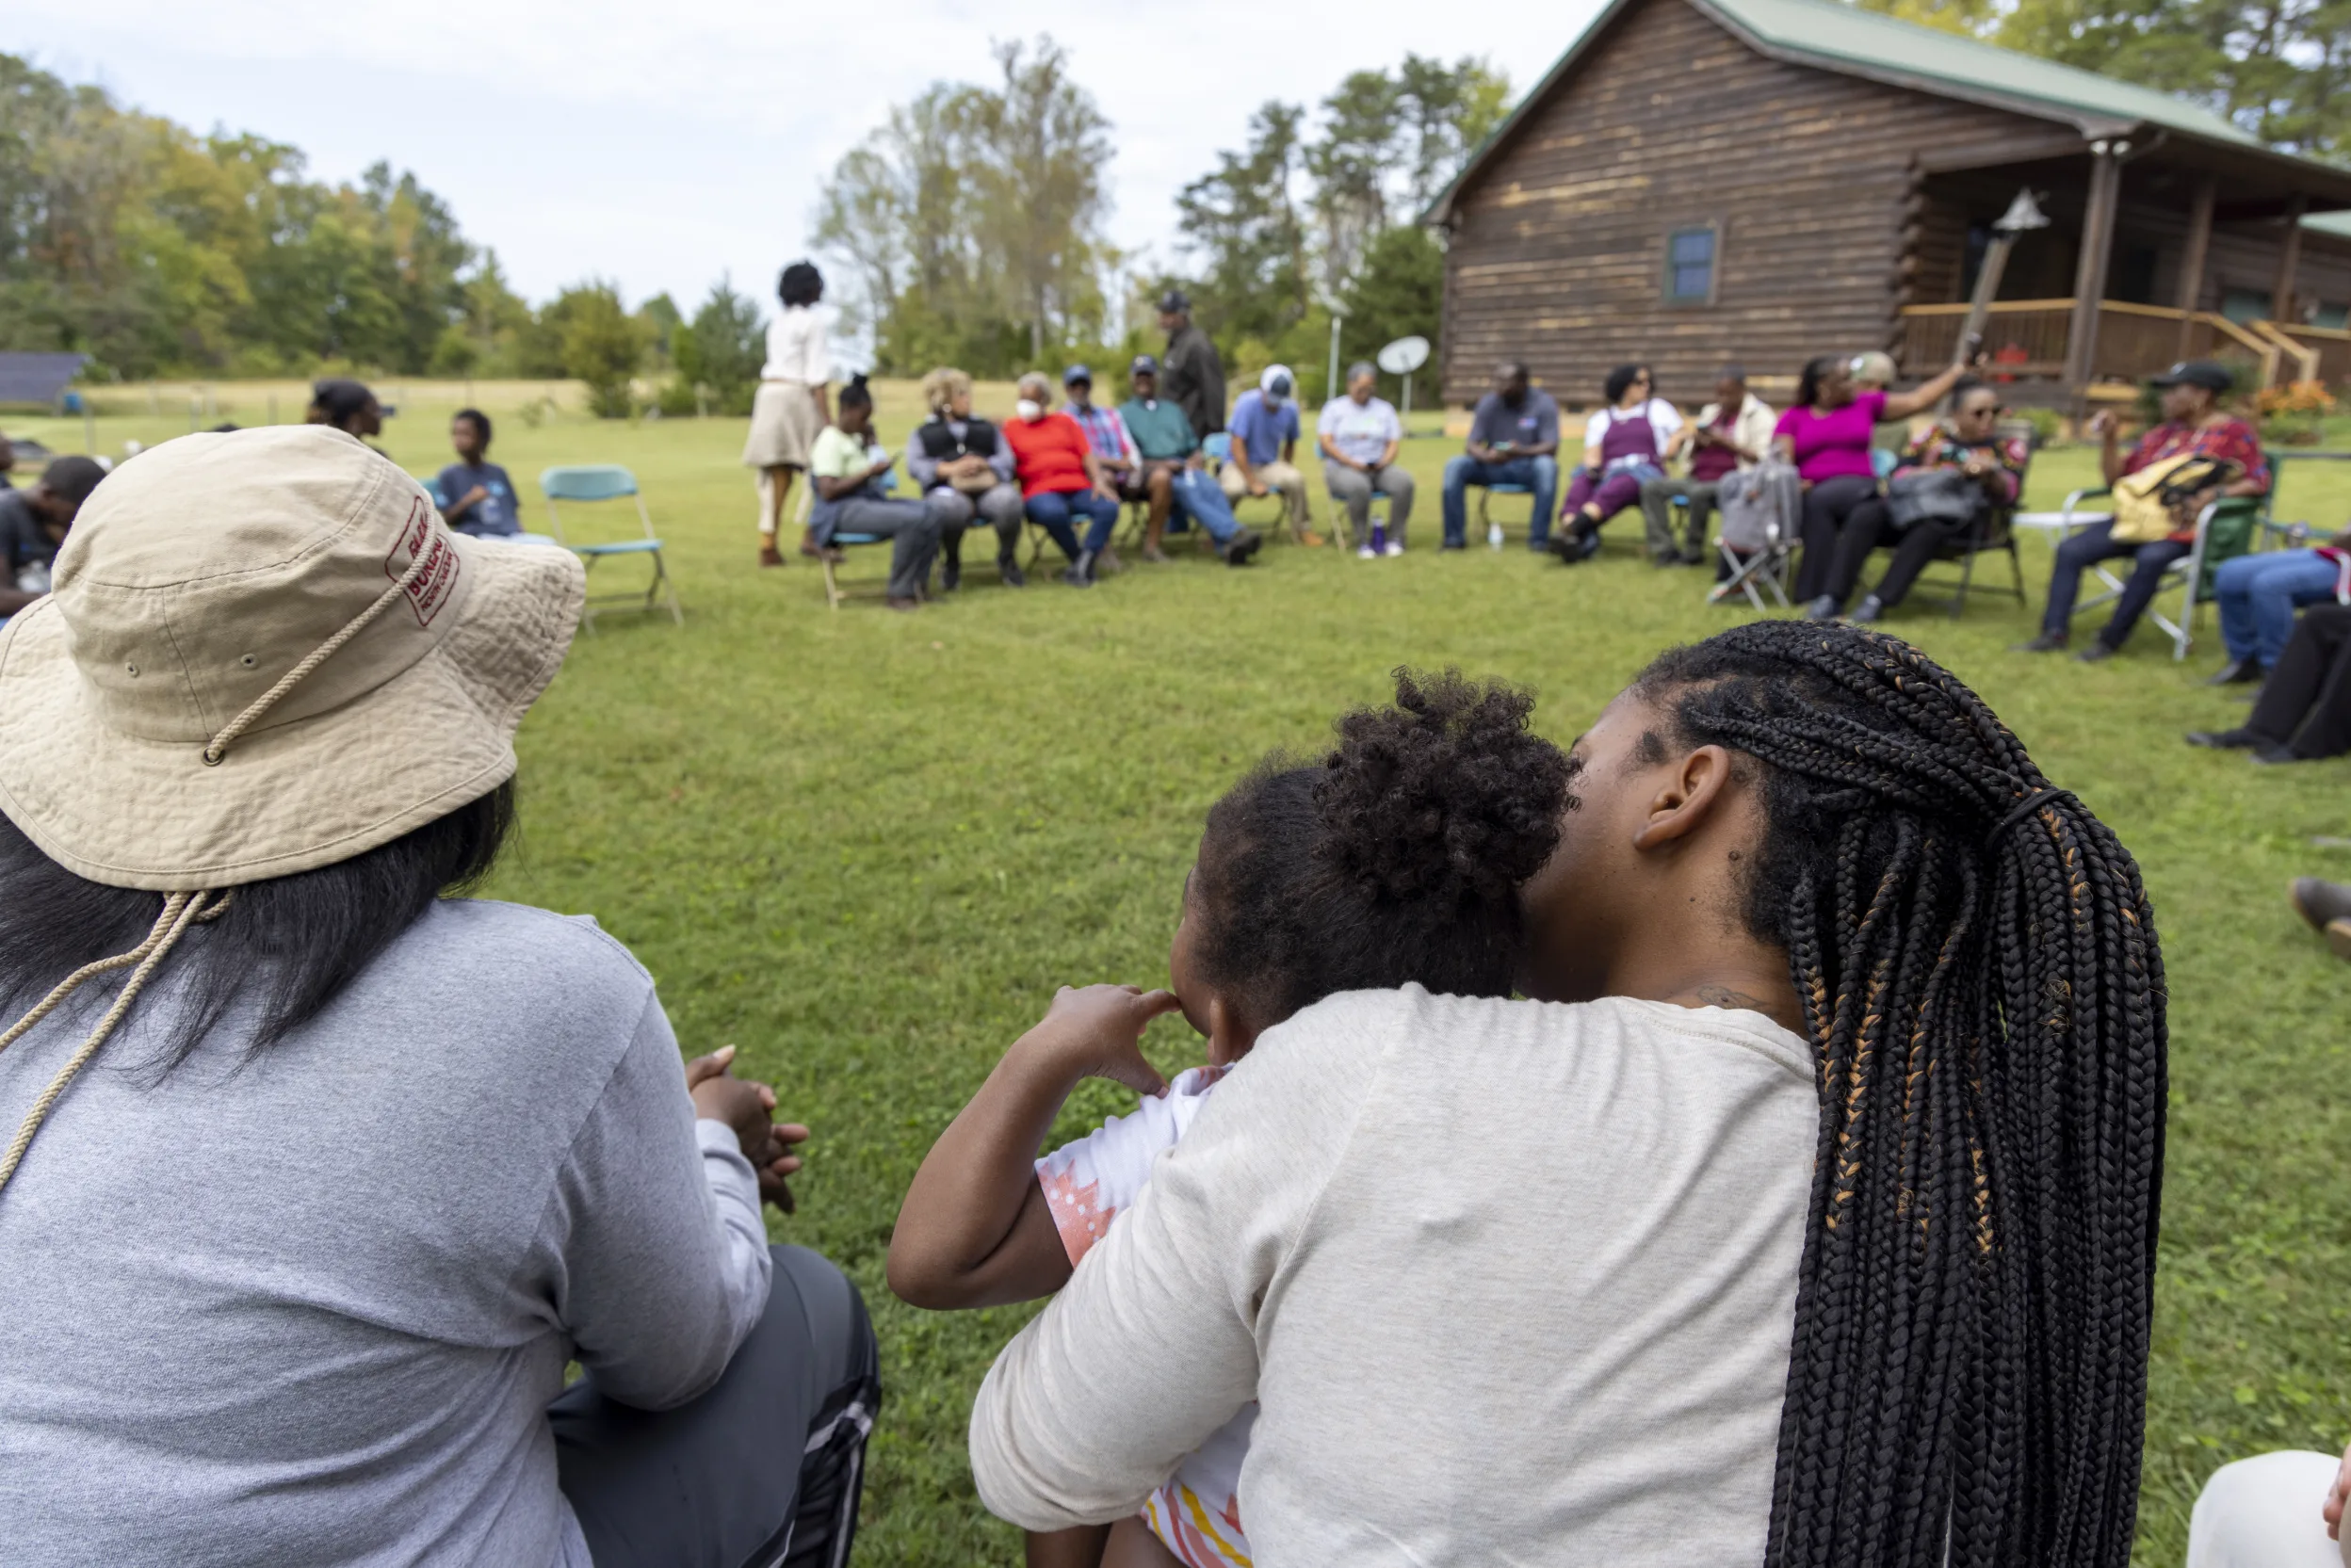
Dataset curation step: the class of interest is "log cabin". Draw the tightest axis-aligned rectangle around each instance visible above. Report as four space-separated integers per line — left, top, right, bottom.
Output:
1422 0 2351 410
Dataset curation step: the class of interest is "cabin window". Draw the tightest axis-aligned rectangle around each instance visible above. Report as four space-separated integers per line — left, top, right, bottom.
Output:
1663 225 1718 306
2310 300 2348 330
2222 287 2273 324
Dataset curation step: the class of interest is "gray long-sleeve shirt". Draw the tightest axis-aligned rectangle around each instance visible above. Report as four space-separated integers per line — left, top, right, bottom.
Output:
0 897 770 1567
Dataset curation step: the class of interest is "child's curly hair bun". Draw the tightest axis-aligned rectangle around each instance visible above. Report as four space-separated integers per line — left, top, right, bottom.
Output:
1314 669 1570 910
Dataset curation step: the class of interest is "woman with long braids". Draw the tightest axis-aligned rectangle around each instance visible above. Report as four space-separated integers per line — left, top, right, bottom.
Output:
968 620 2164 1568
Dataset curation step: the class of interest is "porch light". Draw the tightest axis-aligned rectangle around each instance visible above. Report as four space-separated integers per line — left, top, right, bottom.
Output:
1994 188 2051 235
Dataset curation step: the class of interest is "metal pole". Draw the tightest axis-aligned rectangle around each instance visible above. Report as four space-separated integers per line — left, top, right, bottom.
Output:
1326 315 1341 406
1402 372 1413 424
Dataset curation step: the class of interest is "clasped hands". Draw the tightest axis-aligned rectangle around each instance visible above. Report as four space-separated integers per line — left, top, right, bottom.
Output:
687 1044 808 1212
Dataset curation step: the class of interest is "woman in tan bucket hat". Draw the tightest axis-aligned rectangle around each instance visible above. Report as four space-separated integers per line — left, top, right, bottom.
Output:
0 427 879 1567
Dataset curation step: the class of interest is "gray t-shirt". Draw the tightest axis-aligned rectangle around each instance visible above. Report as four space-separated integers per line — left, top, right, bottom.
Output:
1467 389 1560 454
0 897 770 1567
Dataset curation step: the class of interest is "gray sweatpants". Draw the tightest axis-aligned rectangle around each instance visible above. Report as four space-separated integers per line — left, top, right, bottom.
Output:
1639 476 1720 563
822 498 944 600
1322 461 1415 545
927 482 1026 563
553 1245 880 1568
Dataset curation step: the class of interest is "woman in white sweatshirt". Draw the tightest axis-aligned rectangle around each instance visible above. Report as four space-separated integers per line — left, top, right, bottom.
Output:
970 621 2167 1568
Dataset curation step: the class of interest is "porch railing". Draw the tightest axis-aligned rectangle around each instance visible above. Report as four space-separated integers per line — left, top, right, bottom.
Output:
1897 299 2345 389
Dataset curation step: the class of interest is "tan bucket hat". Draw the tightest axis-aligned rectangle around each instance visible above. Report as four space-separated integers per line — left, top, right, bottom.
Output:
0 424 586 892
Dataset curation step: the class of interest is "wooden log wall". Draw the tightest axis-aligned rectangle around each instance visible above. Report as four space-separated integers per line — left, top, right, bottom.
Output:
1438 0 2047 407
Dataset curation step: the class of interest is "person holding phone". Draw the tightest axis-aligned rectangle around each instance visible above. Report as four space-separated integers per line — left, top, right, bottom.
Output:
1442 361 1560 550
807 373 947 610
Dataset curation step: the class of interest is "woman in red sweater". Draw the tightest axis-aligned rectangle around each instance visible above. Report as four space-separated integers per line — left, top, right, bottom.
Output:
1001 371 1122 588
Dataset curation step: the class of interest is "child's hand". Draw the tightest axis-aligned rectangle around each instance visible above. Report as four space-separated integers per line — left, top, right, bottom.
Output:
1018 984 1184 1096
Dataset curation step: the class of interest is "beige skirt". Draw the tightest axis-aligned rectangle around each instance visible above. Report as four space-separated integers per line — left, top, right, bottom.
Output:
743 380 822 469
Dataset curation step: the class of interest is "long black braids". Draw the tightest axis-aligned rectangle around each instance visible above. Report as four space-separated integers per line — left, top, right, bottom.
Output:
1631 621 2165 1568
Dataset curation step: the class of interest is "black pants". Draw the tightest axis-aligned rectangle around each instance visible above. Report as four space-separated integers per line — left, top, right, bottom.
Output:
553 1245 880 1568
1859 514 1977 611
1792 475 1886 605
2248 603 2351 760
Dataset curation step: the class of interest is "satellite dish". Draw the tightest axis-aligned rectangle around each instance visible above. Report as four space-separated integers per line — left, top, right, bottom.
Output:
1376 335 1431 375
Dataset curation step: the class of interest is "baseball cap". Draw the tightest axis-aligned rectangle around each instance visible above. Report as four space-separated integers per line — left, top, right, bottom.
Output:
2150 360 2232 393
1260 365 1294 401
1130 354 1159 376
1159 288 1191 314
1062 364 1092 387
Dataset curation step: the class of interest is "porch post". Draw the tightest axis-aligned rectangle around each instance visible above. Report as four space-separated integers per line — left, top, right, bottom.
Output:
2272 192 2307 329
2064 140 2123 407
2173 173 2216 360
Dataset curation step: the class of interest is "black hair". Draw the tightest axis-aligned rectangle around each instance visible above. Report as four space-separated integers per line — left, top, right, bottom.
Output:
0 782 514 1070
40 456 107 508
1603 364 1650 404
778 262 824 309
1629 622 2164 1568
454 407 493 445
308 378 376 432
837 373 872 412
1949 377 2000 413
1191 670 1568 1026
1795 355 1846 411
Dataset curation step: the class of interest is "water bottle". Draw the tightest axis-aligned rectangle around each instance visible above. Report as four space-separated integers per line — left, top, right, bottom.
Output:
1370 519 1387 555
1487 520 1504 550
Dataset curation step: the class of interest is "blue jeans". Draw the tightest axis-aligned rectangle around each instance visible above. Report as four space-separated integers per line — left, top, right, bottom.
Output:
1168 468 1240 543
2215 549 2343 667
2041 520 2192 646
1442 455 1560 546
1024 489 1120 559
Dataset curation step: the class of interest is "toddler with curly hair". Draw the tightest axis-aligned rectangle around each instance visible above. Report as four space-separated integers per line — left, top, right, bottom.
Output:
887 670 1570 1568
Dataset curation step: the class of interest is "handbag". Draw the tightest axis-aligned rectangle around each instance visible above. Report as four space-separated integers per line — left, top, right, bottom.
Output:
1885 468 1983 532
2110 453 2236 544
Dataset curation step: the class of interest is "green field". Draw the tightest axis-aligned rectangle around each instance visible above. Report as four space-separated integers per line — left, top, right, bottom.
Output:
13 382 2351 1564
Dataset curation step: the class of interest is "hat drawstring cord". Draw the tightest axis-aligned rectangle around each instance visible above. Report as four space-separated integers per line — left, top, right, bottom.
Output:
203 548 438 767
0 889 232 1198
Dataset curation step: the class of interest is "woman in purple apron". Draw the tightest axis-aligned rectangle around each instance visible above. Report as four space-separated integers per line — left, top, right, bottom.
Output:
1553 364 1685 563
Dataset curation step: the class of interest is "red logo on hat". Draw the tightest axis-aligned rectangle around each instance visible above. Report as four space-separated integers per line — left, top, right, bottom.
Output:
384 497 460 627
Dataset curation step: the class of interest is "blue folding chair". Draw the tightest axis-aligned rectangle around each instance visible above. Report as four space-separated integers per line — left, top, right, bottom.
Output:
539 465 682 630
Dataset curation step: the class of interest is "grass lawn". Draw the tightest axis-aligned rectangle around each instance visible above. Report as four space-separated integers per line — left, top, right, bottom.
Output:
12 383 2351 1564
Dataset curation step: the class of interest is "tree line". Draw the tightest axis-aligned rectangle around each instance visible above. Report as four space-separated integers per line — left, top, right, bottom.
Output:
813 37 1508 404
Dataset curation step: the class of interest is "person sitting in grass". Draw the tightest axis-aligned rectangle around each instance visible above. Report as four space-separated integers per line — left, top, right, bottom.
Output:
1003 371 1122 589
959 621 2165 1568
435 408 522 539
0 456 106 620
808 373 946 611
889 670 1571 1568
2016 359 2270 661
1117 356 1259 567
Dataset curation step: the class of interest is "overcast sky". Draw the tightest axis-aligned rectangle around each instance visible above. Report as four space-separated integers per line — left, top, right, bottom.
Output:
18 2 1605 320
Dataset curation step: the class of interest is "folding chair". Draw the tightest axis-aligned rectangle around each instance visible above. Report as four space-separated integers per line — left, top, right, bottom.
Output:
2054 491 2258 660
1708 464 1800 612
2251 452 2351 552
819 531 892 610
540 465 682 630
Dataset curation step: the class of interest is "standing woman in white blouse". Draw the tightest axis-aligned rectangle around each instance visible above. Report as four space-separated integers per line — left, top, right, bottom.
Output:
744 262 833 567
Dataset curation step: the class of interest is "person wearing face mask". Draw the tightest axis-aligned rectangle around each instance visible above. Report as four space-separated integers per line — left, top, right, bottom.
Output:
1000 373 1122 588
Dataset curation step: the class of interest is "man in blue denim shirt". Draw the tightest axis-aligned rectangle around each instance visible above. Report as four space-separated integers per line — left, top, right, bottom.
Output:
1442 363 1561 549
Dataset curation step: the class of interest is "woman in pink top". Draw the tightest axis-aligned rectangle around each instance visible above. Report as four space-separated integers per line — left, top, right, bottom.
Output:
1776 351 1972 616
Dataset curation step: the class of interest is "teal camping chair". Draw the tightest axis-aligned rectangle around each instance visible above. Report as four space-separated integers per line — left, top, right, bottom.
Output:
539 465 682 630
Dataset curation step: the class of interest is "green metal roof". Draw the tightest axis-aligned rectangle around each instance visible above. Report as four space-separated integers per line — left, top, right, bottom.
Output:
2307 211 2351 239
1710 0 2262 147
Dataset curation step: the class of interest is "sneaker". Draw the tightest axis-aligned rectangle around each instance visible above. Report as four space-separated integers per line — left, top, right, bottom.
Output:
2074 641 2117 663
1357 544 1378 559
1439 540 1467 552
1802 595 1840 622
1060 565 1094 588
884 595 921 612
997 555 1027 589
2184 728 2260 749
2011 632 2067 654
2205 657 2264 686
2251 740 2306 765
1221 529 1263 566
1382 540 1403 558
1850 594 1886 624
